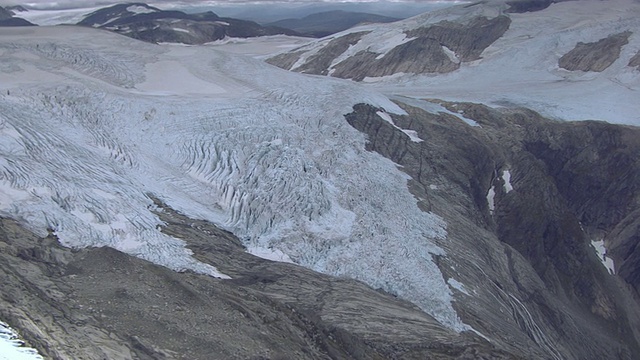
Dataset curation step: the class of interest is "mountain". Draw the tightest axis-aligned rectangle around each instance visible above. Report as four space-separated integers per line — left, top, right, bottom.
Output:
266 10 400 38
267 0 640 125
76 2 301 45
0 6 12 20
0 5 36 26
1 1 640 359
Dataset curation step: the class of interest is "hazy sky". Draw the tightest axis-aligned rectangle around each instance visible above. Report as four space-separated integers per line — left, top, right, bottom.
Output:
6 0 462 10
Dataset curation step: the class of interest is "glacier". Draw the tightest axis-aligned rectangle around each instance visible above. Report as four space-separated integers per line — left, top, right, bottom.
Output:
0 26 466 330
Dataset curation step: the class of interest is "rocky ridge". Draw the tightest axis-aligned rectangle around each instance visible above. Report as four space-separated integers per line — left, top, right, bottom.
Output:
343 99 640 360
0 204 516 359
77 3 300 45
559 31 632 72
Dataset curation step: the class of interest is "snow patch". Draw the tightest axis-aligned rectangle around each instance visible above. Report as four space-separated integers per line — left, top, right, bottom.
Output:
173 28 191 34
247 246 294 263
0 321 43 360
441 45 460 63
502 170 513 193
487 186 496 213
591 239 615 274
376 111 423 143
447 278 470 295
126 5 157 15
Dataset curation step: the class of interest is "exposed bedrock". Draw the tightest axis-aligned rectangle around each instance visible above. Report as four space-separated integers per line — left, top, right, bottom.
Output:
0 209 517 360
297 31 370 75
344 101 640 360
559 31 632 72
267 15 510 79
629 50 640 70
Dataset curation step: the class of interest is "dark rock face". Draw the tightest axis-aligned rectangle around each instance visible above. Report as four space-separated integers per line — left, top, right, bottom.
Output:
344 101 640 360
559 31 631 72
0 206 519 360
505 0 554 13
268 15 510 79
266 10 400 38
405 16 511 62
0 5 36 26
0 17 36 27
629 51 640 70
297 31 370 75
332 37 460 81
0 6 11 20
77 2 300 45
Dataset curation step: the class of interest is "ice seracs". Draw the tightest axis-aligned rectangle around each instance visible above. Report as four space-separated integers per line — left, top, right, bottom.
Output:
0 26 466 330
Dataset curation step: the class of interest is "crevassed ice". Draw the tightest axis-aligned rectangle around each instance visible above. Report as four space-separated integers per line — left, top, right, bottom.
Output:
0 38 466 330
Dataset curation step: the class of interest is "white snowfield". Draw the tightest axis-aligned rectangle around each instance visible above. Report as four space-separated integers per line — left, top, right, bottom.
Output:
0 321 43 360
0 26 467 330
277 0 640 126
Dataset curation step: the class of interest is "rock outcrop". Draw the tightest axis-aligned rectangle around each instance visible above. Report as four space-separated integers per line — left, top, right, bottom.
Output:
629 50 640 69
268 15 510 79
344 100 640 360
0 206 517 360
0 5 35 26
559 31 632 72
77 3 300 45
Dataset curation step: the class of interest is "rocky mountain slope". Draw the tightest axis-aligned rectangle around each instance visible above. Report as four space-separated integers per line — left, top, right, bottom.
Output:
77 2 300 45
1 1 640 359
0 5 35 27
266 10 400 38
267 0 640 125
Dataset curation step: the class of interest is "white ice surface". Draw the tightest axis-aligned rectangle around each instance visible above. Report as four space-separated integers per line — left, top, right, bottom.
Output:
447 278 470 296
376 111 423 142
127 5 157 15
502 170 513 193
591 239 615 274
487 186 496 213
0 321 43 360
0 26 465 331
11 7 103 26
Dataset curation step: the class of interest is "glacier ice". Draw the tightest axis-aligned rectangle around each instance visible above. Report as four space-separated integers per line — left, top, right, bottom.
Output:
0 27 466 330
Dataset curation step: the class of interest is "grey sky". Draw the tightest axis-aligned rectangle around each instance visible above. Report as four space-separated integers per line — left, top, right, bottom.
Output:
4 0 461 10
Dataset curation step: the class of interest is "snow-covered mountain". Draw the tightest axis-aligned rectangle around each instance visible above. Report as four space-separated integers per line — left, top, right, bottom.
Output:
0 5 35 27
76 2 301 44
2 1 640 359
268 0 640 125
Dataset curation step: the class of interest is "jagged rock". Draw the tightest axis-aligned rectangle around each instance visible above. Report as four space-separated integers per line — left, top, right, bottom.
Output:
0 17 36 27
344 101 640 359
0 6 11 20
0 211 518 360
268 15 510 79
77 3 300 45
629 50 640 70
505 0 554 13
405 16 511 62
559 31 631 72
332 37 460 81
296 31 370 75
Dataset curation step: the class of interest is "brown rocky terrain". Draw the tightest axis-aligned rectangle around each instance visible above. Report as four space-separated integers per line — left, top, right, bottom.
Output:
559 32 632 72
268 15 510 79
